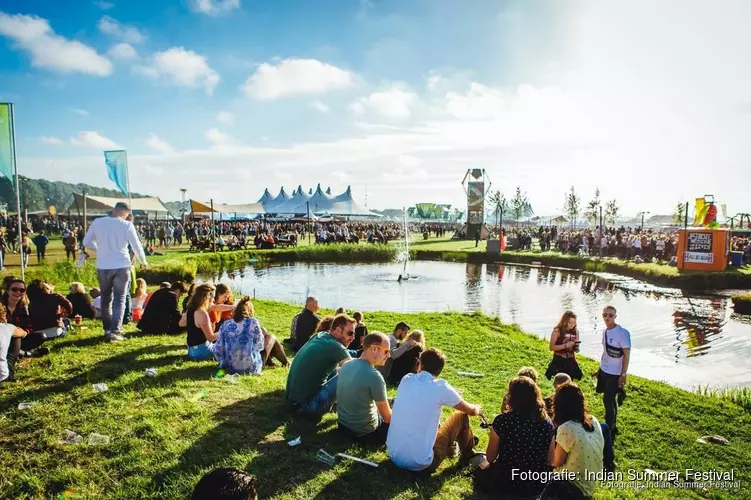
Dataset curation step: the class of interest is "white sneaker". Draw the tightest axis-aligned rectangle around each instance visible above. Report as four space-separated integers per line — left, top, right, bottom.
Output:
106 332 126 342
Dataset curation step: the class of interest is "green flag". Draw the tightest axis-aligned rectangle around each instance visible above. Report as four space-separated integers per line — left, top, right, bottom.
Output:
0 103 13 180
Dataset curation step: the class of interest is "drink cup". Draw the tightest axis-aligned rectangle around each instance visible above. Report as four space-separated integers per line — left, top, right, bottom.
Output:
74 315 82 325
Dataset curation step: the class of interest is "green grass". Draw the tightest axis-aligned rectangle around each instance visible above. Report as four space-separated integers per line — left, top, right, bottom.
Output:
695 385 751 413
731 293 751 314
1 301 749 499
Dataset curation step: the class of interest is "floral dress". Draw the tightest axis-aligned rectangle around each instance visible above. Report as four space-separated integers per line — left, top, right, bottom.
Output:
214 317 264 374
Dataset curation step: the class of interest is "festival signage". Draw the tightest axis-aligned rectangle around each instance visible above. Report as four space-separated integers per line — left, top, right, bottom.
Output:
467 181 484 224
684 232 714 264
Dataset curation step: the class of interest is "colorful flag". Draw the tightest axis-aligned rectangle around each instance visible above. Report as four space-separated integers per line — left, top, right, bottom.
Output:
104 150 129 196
0 103 13 180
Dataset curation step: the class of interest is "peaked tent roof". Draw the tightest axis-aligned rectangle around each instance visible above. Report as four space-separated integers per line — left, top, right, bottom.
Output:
290 184 379 217
272 186 312 214
257 188 274 204
263 187 292 212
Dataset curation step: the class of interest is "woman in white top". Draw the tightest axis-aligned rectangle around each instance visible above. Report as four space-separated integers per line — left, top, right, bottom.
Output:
0 303 31 383
543 382 604 499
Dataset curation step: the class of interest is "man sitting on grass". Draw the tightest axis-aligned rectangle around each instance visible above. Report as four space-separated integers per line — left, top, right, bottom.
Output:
337 332 392 445
292 296 321 351
286 314 354 417
387 348 483 473
137 282 188 334
377 321 416 380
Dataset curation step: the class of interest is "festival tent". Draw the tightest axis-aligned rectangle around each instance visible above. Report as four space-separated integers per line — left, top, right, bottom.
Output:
67 193 174 219
257 188 274 205
262 187 292 213
270 185 312 214
290 185 380 217
190 199 265 219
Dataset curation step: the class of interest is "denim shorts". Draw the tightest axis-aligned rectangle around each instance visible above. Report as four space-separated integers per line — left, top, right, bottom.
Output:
187 341 215 360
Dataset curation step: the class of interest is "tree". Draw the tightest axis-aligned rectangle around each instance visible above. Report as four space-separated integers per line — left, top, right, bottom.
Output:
672 201 686 226
511 186 530 226
487 190 509 227
563 186 580 228
584 188 601 226
605 199 620 227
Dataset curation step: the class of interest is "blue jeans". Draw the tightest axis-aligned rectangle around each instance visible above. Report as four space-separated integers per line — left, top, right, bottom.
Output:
296 373 339 417
98 267 131 334
188 341 215 360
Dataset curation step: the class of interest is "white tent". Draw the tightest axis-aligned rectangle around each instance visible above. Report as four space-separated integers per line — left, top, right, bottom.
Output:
68 193 174 219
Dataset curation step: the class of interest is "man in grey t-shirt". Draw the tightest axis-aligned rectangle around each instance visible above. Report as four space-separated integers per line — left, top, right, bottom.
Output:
337 332 392 444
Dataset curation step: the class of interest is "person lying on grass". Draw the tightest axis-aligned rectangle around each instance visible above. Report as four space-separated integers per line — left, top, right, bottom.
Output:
286 314 355 418
337 332 392 445
386 348 483 474
179 284 235 361
214 296 288 375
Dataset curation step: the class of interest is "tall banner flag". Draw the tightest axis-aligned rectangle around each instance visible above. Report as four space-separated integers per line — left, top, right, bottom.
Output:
0 103 13 180
104 150 129 196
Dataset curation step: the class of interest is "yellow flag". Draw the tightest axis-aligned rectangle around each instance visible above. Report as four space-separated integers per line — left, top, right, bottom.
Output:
693 198 707 226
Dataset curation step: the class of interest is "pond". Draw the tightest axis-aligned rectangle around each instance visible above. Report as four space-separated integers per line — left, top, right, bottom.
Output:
210 261 751 390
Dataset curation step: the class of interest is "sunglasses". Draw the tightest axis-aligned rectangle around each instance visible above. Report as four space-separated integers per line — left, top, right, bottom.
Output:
372 344 390 353
10 287 26 293
602 313 615 318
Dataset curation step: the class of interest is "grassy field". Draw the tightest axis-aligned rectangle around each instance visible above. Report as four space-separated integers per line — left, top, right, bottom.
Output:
1 301 749 499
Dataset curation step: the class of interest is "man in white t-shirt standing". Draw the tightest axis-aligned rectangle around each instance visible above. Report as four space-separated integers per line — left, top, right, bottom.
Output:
387 348 482 473
596 305 630 441
83 203 147 341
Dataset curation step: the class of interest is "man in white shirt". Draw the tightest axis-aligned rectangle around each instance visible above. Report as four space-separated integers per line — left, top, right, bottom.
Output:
386 348 482 473
596 305 631 440
83 203 147 341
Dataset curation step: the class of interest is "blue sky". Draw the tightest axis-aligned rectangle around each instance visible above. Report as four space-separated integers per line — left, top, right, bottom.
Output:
1 0 750 214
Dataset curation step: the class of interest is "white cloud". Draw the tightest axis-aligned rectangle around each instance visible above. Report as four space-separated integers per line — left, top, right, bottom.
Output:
40 136 64 145
193 0 241 15
109 42 137 60
134 47 219 95
242 58 354 100
205 128 237 147
70 107 89 116
0 13 112 76
70 131 120 149
309 100 330 113
443 83 505 120
146 133 174 154
216 111 235 125
93 1 115 10
350 84 417 119
97 16 145 44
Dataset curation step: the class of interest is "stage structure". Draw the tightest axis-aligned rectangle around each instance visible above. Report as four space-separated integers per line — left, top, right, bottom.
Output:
461 169 492 238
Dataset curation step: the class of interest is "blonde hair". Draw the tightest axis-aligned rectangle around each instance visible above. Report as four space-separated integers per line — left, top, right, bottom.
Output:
69 282 86 295
134 278 147 297
407 329 425 347
186 284 215 312
233 296 254 322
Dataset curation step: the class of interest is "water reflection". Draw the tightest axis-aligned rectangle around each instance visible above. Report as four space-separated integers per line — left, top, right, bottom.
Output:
210 261 751 388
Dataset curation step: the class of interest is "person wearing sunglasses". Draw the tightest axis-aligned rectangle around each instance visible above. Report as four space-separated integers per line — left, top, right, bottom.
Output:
595 305 630 442
336 332 392 445
0 279 47 357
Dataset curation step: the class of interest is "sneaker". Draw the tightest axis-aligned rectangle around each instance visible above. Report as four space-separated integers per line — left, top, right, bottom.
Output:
30 347 50 357
106 332 126 342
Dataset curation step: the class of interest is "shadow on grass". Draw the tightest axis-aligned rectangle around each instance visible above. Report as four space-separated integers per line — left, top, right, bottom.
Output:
0 344 187 411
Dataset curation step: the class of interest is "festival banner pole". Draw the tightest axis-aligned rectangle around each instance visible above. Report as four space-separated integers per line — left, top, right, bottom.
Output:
8 104 24 280
124 150 132 208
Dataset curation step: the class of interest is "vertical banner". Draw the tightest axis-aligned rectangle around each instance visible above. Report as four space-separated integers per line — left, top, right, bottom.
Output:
0 103 13 180
104 150 129 196
692 197 706 226
467 181 485 224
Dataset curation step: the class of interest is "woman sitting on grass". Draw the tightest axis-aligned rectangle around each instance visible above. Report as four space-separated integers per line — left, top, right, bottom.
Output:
0 303 32 383
1 278 46 357
179 284 234 361
66 282 96 320
214 296 289 374
388 329 426 385
27 280 73 339
546 311 583 381
131 278 148 322
474 376 555 498
209 284 235 332
542 382 604 500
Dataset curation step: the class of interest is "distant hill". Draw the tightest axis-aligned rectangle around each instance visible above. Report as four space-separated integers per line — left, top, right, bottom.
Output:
0 177 147 213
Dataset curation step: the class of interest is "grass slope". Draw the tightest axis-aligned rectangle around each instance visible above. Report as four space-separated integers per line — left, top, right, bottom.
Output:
1 301 749 499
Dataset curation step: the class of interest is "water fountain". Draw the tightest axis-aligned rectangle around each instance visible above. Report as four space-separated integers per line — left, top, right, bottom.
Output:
396 206 411 279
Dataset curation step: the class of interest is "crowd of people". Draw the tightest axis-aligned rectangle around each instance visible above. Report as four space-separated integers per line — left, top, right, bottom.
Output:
0 201 636 499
